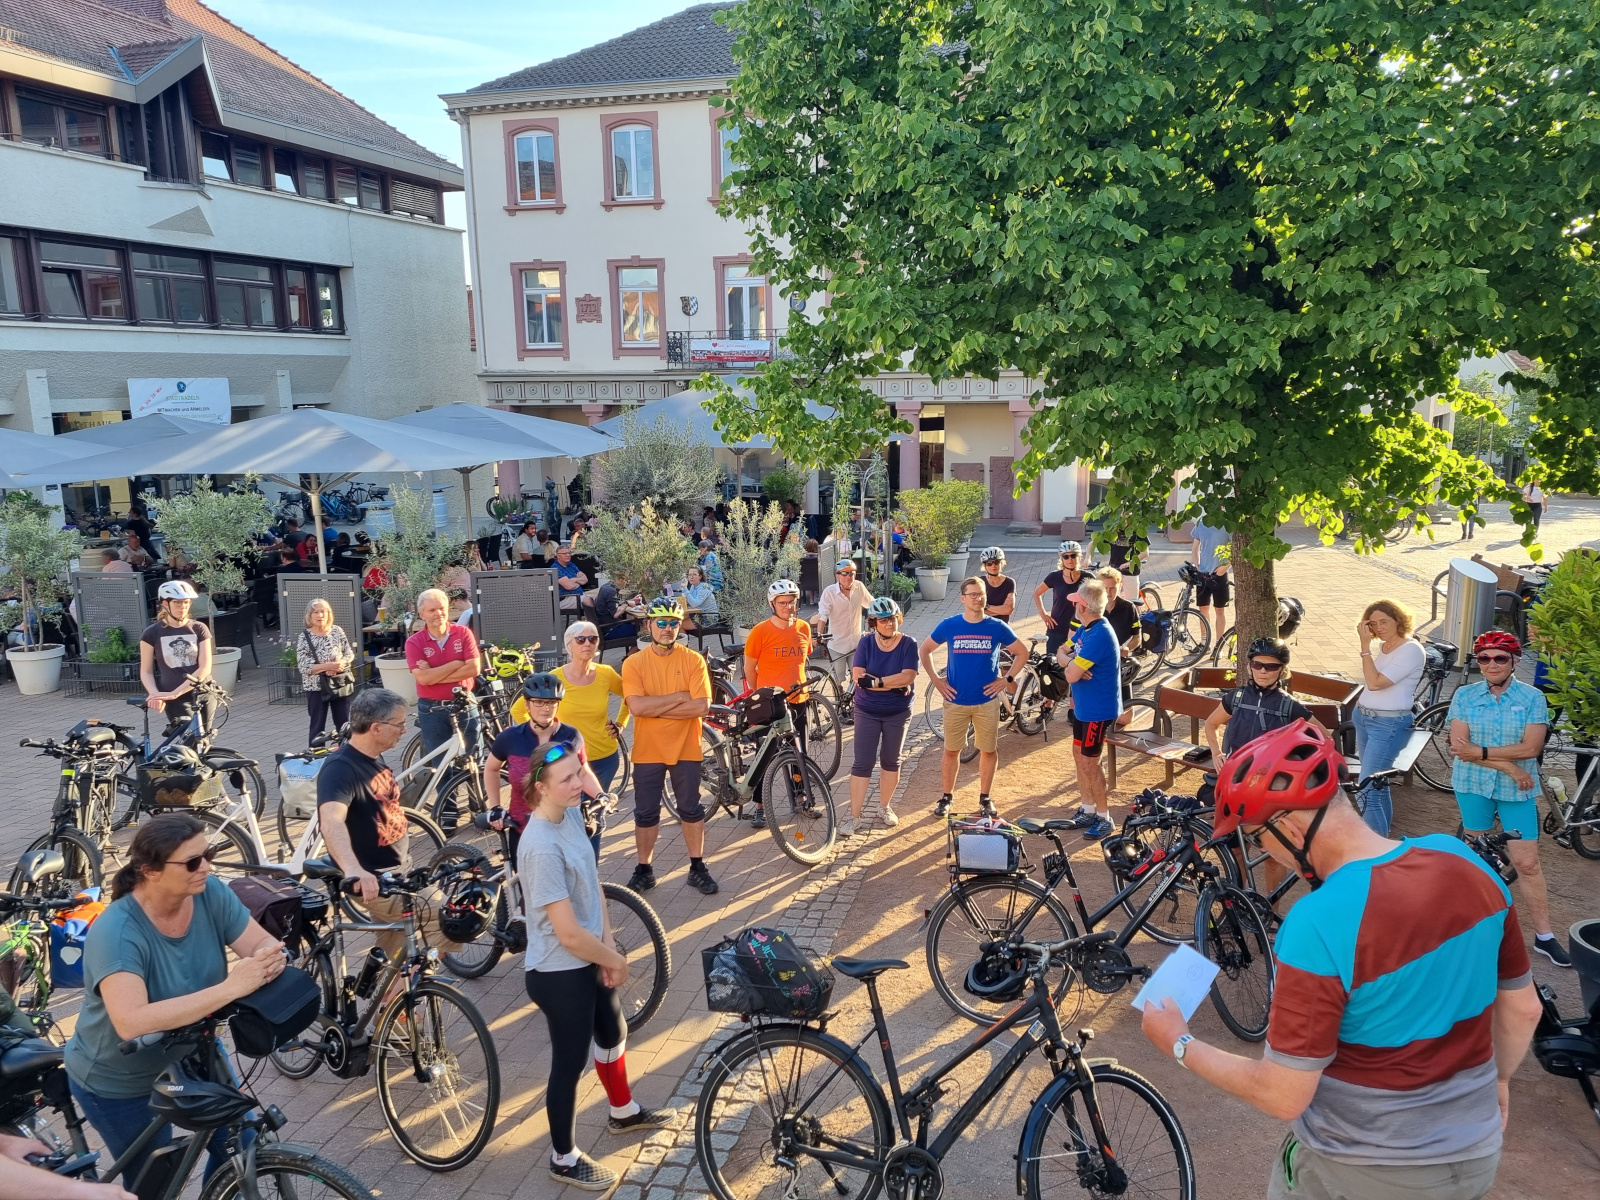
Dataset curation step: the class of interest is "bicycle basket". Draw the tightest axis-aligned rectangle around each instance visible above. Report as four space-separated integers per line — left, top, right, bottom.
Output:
736 686 788 728
1139 609 1172 654
702 927 833 1020
277 756 323 820
137 763 221 808
947 818 1024 875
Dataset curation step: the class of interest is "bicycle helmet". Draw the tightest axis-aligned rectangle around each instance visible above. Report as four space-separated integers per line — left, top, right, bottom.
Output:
1058 541 1083 556
1247 637 1291 665
645 595 684 620
521 671 565 702
147 1061 257 1132
1473 630 1523 657
963 950 1028 1002
1276 597 1305 638
866 596 903 622
767 578 801 603
979 546 1006 565
1212 720 1345 886
157 580 199 602
439 878 496 944
491 647 530 679
152 745 203 771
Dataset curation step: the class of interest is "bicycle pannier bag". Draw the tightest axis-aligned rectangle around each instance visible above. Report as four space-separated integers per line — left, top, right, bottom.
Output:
950 819 1022 874
1037 655 1069 702
702 926 833 1019
736 687 788 728
1139 610 1172 654
277 756 324 820
228 965 321 1058
48 889 107 990
227 876 305 953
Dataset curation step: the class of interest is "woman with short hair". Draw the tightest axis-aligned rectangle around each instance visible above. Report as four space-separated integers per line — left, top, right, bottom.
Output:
1353 598 1425 834
297 597 355 742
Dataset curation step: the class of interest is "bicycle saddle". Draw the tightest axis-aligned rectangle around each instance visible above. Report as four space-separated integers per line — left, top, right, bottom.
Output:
0 1037 63 1080
300 856 346 881
203 755 257 771
13 849 65 886
1014 817 1081 835
831 956 909 980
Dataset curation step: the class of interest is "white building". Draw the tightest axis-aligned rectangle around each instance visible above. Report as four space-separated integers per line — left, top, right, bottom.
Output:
0 0 475 521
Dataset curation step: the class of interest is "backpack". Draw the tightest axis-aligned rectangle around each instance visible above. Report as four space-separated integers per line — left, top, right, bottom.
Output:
1139 610 1171 654
703 927 833 1020
1036 655 1070 702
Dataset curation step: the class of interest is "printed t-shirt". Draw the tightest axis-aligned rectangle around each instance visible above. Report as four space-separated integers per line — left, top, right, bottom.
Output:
1068 618 1123 722
745 618 813 703
491 721 585 830
1264 834 1530 1165
139 619 211 693
403 622 479 701
520 805 605 972
316 743 409 871
982 575 1016 612
930 615 1016 707
852 634 918 716
1447 679 1548 803
621 644 711 765
1041 570 1084 629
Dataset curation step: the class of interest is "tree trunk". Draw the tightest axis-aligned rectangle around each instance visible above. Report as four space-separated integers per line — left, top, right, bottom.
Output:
1228 530 1279 678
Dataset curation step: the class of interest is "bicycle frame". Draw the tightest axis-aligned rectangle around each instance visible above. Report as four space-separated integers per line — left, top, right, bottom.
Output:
704 706 803 808
304 894 418 1044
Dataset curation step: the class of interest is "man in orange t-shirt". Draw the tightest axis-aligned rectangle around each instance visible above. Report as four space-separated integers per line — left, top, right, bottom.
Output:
620 596 718 895
742 578 813 829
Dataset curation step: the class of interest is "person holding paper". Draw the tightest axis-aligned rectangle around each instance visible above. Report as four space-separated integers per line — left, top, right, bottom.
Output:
1140 719 1542 1200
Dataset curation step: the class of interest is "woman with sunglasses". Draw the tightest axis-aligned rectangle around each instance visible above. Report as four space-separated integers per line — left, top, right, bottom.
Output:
1447 630 1568 967
1351 598 1425 834
841 597 918 835
520 745 673 1189
65 814 286 1187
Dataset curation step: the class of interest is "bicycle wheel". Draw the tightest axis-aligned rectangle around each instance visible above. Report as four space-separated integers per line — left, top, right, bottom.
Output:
1165 608 1211 669
1139 584 1163 610
1210 626 1238 670
269 953 337 1079
1194 884 1276 1042
762 752 836 866
195 809 262 881
1114 837 1236 946
14 829 102 895
430 844 506 980
696 1024 892 1200
1409 702 1454 793
602 881 671 1032
404 809 447 860
374 978 500 1170
206 750 267 818
1567 770 1600 860
614 734 632 799
1013 667 1049 736
805 663 846 713
925 875 1080 1026
428 769 488 851
802 692 843 781
1021 1062 1195 1200
77 774 120 860
200 1144 377 1199
1118 698 1168 737
401 731 425 772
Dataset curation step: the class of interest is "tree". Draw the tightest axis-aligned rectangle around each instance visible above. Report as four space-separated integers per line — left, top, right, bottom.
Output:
581 500 699 602
157 478 273 636
595 412 722 521
716 499 802 631
0 509 78 649
703 0 1600 666
1530 551 1600 741
376 485 456 619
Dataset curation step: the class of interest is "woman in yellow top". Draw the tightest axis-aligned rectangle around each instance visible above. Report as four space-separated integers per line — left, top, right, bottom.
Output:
513 621 630 795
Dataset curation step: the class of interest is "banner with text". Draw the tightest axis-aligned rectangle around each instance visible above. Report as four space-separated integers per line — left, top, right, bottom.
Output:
127 378 231 424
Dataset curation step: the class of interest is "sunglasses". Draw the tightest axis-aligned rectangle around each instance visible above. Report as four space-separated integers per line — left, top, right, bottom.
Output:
1060 554 1080 559
531 742 575 780
166 847 219 872
654 619 681 629
1250 661 1284 673
570 634 599 644
1476 652 1514 666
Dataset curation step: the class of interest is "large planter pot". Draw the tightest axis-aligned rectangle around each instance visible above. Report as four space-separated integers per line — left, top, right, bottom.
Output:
915 567 950 601
10 644 66 695
211 647 243 693
945 551 971 580
376 651 418 704
732 626 754 649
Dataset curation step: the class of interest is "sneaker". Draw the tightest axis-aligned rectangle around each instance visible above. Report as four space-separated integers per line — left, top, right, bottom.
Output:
548 1151 617 1191
882 807 900 827
687 863 720 895
979 797 998 819
608 1106 676 1135
1063 809 1098 830
626 864 656 893
1535 935 1573 968
748 805 767 830
837 817 859 837
934 795 953 818
1082 816 1115 841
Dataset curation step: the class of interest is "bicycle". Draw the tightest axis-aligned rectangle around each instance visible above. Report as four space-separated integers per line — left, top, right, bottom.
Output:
1393 639 1468 792
917 661 1025 763
265 858 500 1171
427 795 671 1031
1541 742 1600 858
804 641 857 724
709 650 844 782
694 935 1196 1200
1208 594 1307 669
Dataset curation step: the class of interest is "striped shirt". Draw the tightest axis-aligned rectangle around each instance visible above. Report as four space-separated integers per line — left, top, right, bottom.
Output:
1265 835 1530 1165
1447 678 1548 803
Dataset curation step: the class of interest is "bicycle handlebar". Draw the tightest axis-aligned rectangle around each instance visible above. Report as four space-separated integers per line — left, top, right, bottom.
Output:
117 1016 214 1056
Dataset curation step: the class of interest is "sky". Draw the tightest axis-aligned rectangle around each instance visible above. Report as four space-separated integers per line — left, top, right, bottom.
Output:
205 1 707 265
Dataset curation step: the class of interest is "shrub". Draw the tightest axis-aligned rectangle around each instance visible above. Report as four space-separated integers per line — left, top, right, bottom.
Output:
156 477 273 634
376 485 457 619
759 463 807 508
895 479 987 566
888 572 918 601
86 626 138 664
581 500 699 602
0 507 80 648
595 411 722 521
717 499 801 630
1529 550 1600 740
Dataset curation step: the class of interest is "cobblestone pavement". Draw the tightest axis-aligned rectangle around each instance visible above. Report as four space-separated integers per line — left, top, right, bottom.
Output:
3 499 1596 1198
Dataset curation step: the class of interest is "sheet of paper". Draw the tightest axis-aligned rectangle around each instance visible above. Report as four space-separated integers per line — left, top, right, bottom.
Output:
1129 943 1221 1021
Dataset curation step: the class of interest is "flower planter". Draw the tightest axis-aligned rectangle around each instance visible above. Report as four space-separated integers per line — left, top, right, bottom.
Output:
10 644 66 695
267 666 303 705
915 567 950 601
211 647 243 693
64 659 141 696
376 651 418 704
945 551 971 580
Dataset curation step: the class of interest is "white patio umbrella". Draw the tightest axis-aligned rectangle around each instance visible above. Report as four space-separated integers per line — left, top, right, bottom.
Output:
388 404 617 533
0 426 103 489
58 414 221 447
13 409 512 574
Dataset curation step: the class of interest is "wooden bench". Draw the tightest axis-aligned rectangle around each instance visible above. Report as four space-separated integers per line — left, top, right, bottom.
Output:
1105 681 1218 790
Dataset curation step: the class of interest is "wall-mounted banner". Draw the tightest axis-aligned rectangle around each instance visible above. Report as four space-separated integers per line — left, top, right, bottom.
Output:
127 378 231 423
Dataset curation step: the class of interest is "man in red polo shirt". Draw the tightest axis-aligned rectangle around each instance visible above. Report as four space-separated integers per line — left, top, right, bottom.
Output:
405 587 482 758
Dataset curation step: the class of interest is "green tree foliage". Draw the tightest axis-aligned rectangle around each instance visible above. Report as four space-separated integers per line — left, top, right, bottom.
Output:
1452 369 1543 462
581 500 699 602
0 508 78 648
716 499 802 631
157 478 273 635
758 462 808 508
1530 551 1600 741
895 479 986 566
595 412 722 521
705 0 1600 662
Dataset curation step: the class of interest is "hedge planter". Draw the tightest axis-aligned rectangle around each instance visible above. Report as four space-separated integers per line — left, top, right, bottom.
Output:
915 567 950 601
10 644 66 695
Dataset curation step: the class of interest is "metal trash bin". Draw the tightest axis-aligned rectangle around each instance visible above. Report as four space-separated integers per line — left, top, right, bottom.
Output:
1441 557 1499 658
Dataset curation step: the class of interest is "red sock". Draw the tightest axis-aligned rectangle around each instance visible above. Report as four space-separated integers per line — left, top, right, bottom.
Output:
592 1040 633 1110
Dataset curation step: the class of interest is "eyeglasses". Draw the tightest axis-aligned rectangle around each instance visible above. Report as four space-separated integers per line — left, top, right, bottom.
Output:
654 619 681 629
1250 661 1284 673
377 719 408 730
571 635 599 644
836 568 856 576
961 591 983 599
165 848 218 872
1476 652 1514 666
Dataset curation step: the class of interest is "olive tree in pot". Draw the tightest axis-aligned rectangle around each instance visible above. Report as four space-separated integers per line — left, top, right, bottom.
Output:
580 500 698 615
717 499 801 640
0 505 79 694
896 480 987 601
595 412 723 522
156 477 273 692
373 485 457 703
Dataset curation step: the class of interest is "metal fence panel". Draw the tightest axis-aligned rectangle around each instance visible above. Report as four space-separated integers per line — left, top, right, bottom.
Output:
73 570 150 655
277 573 364 669
471 569 559 663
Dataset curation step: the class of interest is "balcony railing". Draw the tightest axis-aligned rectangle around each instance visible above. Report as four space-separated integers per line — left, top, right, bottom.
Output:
667 329 788 369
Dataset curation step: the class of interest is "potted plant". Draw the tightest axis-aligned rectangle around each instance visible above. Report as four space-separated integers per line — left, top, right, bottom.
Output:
0 504 80 694
888 570 918 613
595 411 722 520
580 500 698 612
716 499 801 640
75 626 142 692
155 478 273 692
267 641 303 705
895 479 986 601
372 485 458 703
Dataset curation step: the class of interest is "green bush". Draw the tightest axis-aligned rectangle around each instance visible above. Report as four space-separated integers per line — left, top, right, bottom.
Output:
759 463 807 508
86 626 138 664
0 507 79 648
1529 550 1600 740
888 572 918 601
580 500 698 601
717 499 802 630
595 412 721 520
895 479 987 566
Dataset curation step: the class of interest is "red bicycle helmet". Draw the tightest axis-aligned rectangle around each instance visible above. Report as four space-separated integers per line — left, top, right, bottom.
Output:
1473 630 1522 657
1212 719 1344 838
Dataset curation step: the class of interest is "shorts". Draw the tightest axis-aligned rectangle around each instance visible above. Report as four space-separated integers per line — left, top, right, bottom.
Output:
1070 712 1111 757
632 760 706 828
1267 1132 1498 1200
1455 791 1541 841
1195 573 1230 608
943 701 1000 754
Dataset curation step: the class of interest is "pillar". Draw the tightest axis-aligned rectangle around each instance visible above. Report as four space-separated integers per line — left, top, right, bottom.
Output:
895 400 923 492
275 370 294 413
804 468 820 518
19 370 63 522
1008 397 1040 527
582 404 608 503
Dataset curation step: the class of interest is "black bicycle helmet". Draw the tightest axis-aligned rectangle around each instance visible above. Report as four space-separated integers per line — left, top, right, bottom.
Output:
521 672 566 702
1248 637 1291 665
962 951 1028 1002
439 879 496 944
147 1061 257 1132
1276 597 1305 639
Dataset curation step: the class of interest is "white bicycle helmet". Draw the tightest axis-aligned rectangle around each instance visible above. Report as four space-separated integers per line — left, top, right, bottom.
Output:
767 579 801 603
157 580 199 601
979 546 1006 565
1058 541 1083 556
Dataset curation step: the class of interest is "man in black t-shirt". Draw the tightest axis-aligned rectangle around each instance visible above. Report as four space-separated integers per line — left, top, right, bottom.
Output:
1032 541 1086 657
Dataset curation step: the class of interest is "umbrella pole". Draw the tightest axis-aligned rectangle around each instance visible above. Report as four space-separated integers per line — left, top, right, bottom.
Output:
459 467 475 543
310 482 329 575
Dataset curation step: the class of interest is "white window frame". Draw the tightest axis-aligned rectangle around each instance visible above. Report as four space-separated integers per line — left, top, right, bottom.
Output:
522 268 564 347
515 131 556 203
617 267 660 346
611 125 655 200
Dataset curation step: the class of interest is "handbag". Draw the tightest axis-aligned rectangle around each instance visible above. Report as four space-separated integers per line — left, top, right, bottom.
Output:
228 965 321 1058
302 631 356 699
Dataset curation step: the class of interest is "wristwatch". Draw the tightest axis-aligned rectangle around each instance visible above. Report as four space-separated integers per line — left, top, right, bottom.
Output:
1481 745 1489 761
1172 1035 1195 1068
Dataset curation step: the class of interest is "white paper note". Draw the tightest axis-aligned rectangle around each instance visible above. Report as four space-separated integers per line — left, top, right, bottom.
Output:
1130 943 1221 1021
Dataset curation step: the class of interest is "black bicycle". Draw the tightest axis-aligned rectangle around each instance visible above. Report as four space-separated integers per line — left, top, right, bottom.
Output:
694 936 1195 1200
708 650 844 782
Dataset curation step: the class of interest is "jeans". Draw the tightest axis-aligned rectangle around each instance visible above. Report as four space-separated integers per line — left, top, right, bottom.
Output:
71 1070 244 1186
1354 706 1413 835
582 750 621 857
417 697 481 761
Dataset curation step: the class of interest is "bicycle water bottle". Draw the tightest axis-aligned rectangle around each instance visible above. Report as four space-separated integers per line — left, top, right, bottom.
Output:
1548 776 1568 807
354 947 388 999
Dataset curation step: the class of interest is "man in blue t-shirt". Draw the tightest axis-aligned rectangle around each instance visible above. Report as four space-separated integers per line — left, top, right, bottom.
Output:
1057 579 1124 840
920 577 1027 819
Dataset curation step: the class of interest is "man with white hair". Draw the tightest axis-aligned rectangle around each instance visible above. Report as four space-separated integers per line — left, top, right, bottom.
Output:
1057 578 1123 840
405 586 482 758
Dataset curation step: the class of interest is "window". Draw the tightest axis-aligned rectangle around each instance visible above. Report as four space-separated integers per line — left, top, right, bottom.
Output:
724 264 767 337
273 149 297 193
232 142 265 188
16 89 109 156
315 271 342 331
0 238 23 314
359 169 384 210
214 259 276 327
333 163 359 205
131 250 206 324
39 241 124 320
610 125 655 199
522 268 564 347
286 268 312 328
719 125 740 186
515 132 556 203
617 267 660 346
201 131 232 180
139 85 192 181
389 179 440 221
300 159 329 199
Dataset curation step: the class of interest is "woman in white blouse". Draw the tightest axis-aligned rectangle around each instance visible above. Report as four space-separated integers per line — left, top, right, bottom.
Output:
1353 598 1425 834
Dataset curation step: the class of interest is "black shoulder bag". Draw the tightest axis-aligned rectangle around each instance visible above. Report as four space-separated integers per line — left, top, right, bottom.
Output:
302 630 357 699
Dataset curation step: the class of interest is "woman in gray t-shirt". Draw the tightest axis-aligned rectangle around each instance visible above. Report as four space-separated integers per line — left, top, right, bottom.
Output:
518 744 673 1189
